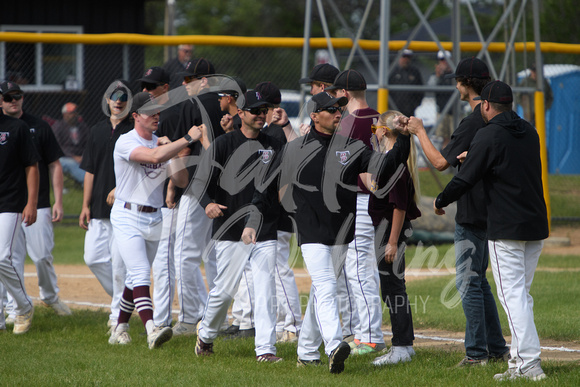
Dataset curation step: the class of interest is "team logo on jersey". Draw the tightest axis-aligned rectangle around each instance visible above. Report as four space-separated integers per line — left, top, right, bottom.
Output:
29 128 36 135
0 132 9 145
258 149 273 164
336 150 350 165
141 162 164 179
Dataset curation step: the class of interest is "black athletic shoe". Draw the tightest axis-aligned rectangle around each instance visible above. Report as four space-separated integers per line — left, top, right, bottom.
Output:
329 341 351 374
218 324 240 336
223 327 255 340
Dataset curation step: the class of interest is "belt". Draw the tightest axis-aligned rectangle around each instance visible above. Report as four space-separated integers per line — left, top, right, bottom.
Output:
124 202 158 213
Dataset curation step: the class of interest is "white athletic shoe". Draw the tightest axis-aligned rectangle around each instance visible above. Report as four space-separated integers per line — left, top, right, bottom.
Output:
372 346 413 366
13 308 34 335
148 326 173 349
108 323 131 345
172 321 196 336
5 316 15 326
46 298 72 316
278 330 298 343
107 319 118 336
494 365 547 381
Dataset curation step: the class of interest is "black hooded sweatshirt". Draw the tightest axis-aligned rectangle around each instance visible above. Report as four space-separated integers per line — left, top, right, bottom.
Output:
436 110 549 241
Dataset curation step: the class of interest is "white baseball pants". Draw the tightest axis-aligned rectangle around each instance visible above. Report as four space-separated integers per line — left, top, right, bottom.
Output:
0 213 33 316
84 218 126 321
298 243 348 360
488 239 544 373
152 207 177 326
345 193 384 344
231 260 255 330
174 194 214 324
198 239 278 356
275 231 302 334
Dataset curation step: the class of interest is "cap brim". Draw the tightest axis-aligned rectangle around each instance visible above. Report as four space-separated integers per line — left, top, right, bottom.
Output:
444 73 458 79
298 77 313 84
318 96 348 110
246 101 273 109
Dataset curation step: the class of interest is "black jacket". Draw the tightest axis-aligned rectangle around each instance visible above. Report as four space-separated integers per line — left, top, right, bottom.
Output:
251 128 410 246
436 111 549 241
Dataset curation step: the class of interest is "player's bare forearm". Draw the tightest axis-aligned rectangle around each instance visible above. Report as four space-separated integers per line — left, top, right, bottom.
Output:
168 156 189 188
49 160 64 222
23 164 39 226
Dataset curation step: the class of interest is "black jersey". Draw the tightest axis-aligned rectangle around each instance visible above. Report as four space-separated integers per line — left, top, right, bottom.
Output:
21 112 64 209
437 111 548 241
440 103 487 229
0 115 41 213
80 116 133 219
193 129 282 242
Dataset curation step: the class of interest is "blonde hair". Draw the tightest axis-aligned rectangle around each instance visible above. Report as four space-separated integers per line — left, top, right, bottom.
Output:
377 110 421 204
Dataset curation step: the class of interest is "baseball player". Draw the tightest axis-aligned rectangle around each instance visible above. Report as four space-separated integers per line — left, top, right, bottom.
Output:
328 70 386 355
108 92 202 348
0 83 40 334
171 58 225 336
194 91 283 362
299 65 360 341
433 81 548 381
0 81 71 320
245 92 410 373
80 81 133 331
407 58 509 366
137 66 181 328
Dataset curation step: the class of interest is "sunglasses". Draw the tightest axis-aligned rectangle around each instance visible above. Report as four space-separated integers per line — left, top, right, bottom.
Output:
142 82 162 91
243 107 269 116
110 91 128 102
315 106 343 114
3 93 23 103
371 125 391 134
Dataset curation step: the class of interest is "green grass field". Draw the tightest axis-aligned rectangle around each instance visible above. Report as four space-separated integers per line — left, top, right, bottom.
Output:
7 172 576 385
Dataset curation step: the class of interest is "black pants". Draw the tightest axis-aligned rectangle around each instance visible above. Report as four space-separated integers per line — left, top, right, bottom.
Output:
375 220 415 346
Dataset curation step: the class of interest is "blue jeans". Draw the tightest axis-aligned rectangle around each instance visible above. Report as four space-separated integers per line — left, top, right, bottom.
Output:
60 157 85 184
455 223 508 359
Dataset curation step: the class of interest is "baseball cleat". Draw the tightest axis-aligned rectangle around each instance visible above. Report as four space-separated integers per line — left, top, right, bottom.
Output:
256 353 283 363
45 297 72 316
172 321 196 336
351 342 386 356
13 307 34 335
195 336 214 356
328 341 351 374
278 330 298 343
5 316 15 326
494 365 547 381
147 326 173 349
297 358 322 367
109 323 131 345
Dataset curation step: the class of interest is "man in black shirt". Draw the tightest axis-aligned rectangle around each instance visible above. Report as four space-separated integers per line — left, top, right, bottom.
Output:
1 81 71 320
434 81 549 382
194 91 283 363
79 80 132 332
0 81 40 334
408 58 509 367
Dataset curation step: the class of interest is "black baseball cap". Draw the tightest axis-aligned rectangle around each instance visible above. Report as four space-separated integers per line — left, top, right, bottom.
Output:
255 81 281 105
176 57 215 79
473 80 513 104
310 91 348 112
110 80 130 97
0 81 22 94
138 66 170 85
218 77 247 99
299 63 340 84
242 90 273 110
327 69 367 91
131 92 163 115
445 57 490 79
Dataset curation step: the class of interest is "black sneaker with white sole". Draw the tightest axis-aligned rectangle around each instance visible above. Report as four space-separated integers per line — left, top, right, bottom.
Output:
329 341 351 374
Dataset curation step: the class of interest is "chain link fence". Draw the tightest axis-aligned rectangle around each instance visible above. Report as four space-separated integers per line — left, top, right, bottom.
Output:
1 37 579 219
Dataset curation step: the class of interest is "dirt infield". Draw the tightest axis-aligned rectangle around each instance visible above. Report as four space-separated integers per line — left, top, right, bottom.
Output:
20 225 580 362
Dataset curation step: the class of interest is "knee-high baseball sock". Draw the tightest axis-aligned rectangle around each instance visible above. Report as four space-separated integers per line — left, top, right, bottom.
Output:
117 287 135 325
133 285 154 332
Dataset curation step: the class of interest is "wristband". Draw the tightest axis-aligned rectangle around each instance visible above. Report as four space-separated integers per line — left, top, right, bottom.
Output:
184 134 194 144
279 120 290 127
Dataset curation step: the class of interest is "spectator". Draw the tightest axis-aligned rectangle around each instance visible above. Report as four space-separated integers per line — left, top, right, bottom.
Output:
163 44 194 90
517 63 553 125
388 49 424 117
434 50 455 147
51 102 89 185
